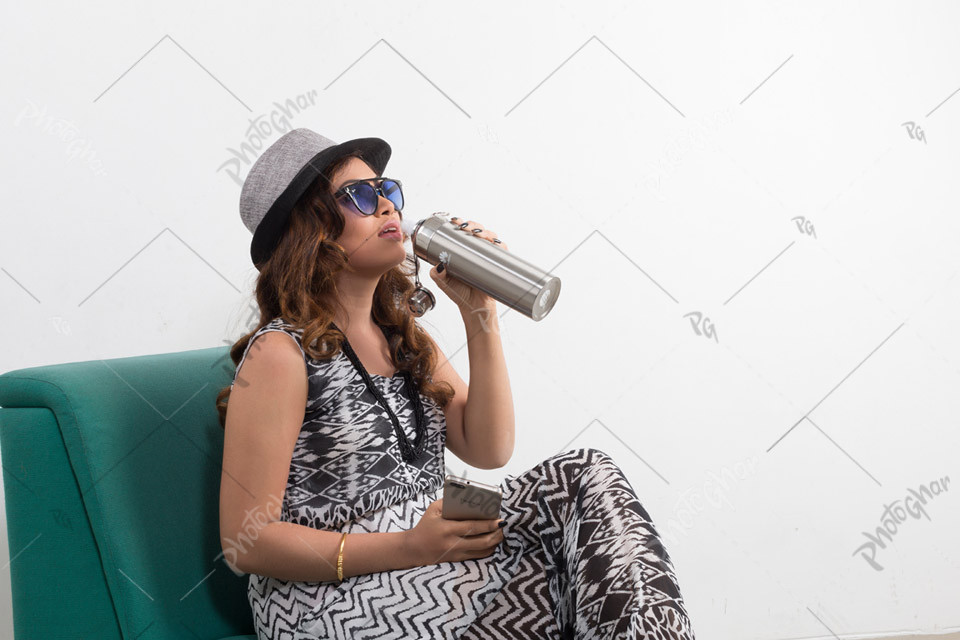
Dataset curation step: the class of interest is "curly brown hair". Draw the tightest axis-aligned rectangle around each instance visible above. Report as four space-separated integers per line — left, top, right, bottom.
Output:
215 153 455 429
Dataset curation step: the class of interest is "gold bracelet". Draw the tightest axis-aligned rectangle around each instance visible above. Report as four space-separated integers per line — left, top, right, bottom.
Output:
337 532 347 582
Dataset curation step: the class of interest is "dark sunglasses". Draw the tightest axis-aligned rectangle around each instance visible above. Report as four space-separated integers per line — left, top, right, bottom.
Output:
334 177 404 215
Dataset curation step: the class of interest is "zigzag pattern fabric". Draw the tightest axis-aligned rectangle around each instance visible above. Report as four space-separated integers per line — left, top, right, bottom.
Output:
234 318 695 639
459 448 697 639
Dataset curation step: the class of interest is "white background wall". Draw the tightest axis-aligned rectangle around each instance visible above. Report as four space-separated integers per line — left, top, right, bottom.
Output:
2 1 958 638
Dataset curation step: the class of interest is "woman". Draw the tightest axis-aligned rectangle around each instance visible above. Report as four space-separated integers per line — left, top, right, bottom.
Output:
217 128 696 639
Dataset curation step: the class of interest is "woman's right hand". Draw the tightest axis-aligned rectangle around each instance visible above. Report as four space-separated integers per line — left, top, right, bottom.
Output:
404 498 505 567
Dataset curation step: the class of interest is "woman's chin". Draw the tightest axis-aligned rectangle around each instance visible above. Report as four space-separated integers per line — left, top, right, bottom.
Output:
360 250 408 274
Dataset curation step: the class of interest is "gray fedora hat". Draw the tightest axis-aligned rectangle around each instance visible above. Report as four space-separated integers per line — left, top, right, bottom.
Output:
239 128 391 269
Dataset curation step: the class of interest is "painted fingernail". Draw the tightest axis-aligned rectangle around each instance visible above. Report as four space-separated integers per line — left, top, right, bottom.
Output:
458 222 469 229
498 519 506 528
493 238 502 244
472 228 483 234
437 262 445 273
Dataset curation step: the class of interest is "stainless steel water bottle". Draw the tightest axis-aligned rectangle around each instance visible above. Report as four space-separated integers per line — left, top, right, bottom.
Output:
401 212 561 321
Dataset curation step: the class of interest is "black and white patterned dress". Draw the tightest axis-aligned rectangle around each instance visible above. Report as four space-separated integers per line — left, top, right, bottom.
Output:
231 317 696 639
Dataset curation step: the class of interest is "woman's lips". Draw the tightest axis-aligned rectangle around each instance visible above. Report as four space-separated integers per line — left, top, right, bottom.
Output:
378 229 403 240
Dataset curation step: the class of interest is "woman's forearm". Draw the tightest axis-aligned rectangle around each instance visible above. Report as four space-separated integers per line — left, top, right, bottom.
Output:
460 303 515 467
231 521 419 582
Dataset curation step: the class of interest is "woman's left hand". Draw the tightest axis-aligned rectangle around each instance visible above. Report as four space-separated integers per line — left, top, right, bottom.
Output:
429 217 509 315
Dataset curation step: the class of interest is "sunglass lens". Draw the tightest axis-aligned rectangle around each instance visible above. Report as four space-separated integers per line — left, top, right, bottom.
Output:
351 184 379 214
382 180 404 211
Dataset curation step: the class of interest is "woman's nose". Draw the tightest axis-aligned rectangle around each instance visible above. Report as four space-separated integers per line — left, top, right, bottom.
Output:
376 193 399 217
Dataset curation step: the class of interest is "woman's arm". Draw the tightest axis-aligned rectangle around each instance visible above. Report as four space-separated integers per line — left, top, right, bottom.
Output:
220 330 419 581
227 521 418 581
429 302 515 469
460 303 515 467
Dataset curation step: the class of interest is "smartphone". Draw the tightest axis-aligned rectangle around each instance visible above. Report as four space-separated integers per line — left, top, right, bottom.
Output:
442 474 503 520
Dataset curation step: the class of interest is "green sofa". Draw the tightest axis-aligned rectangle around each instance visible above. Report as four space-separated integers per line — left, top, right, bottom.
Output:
0 345 256 639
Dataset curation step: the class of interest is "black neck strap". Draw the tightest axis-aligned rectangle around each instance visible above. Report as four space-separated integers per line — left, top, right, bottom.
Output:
333 322 428 463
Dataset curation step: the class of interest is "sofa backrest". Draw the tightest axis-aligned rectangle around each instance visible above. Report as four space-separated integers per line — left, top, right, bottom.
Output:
0 345 252 639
